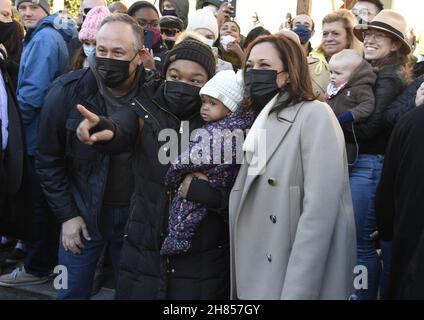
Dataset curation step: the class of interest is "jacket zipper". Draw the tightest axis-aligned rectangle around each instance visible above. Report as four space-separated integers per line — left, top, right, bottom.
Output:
132 97 161 128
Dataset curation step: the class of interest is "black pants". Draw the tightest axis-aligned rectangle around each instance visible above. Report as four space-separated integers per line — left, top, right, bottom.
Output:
24 156 59 277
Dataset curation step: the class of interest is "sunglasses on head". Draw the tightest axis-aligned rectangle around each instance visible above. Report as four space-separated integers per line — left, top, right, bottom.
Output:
161 28 180 37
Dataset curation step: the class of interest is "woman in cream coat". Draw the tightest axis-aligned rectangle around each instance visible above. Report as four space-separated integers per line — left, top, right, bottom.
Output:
230 34 356 300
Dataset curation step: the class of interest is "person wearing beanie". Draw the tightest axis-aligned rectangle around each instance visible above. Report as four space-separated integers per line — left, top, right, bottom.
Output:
160 15 184 50
159 0 189 29
127 1 168 72
187 8 219 46
161 69 256 256
0 0 76 288
76 39 237 299
69 6 111 70
16 0 50 16
163 39 216 79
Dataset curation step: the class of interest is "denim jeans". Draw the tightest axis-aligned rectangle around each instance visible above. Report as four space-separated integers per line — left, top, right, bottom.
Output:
24 156 59 277
349 154 384 300
56 205 129 300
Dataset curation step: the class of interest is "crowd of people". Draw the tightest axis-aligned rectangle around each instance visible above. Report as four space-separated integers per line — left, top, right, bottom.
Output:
1 0 424 300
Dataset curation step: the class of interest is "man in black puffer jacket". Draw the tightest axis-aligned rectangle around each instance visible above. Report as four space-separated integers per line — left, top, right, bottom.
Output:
35 14 161 300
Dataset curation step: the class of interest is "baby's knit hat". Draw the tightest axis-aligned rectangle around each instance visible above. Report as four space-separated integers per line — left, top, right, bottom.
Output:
200 70 244 112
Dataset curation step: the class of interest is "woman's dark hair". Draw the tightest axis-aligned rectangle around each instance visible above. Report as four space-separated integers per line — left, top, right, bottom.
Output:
3 19 24 64
68 47 86 71
243 27 271 50
243 34 315 114
371 35 413 84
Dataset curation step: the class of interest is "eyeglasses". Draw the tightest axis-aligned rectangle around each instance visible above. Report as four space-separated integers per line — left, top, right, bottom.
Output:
161 28 180 37
136 19 160 29
362 30 391 42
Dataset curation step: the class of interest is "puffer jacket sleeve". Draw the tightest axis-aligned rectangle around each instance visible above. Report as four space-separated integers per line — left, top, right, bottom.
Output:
92 108 140 154
35 80 80 224
383 75 424 128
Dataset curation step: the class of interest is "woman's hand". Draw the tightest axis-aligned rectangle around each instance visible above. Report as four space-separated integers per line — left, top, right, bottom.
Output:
416 82 424 107
142 49 156 71
227 41 245 61
179 173 209 199
216 2 234 29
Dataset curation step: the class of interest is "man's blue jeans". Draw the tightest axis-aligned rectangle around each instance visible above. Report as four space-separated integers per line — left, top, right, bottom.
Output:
56 205 129 300
349 154 384 300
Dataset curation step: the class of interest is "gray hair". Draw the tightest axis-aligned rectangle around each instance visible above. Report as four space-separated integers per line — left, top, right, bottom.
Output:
100 13 144 53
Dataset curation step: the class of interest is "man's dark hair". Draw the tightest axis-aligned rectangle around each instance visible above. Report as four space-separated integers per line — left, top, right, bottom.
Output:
100 14 144 52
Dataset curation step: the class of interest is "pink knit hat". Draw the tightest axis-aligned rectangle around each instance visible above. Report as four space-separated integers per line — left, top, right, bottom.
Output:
79 6 111 42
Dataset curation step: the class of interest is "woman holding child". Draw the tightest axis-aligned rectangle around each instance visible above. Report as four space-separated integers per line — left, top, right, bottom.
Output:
343 10 412 300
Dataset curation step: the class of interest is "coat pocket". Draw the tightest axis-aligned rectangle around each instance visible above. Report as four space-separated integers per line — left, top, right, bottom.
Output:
289 186 301 249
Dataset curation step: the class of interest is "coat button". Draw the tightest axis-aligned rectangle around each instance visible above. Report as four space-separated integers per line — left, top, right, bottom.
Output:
145 115 149 119
266 254 272 262
171 269 175 273
131 102 135 106
270 215 277 224
268 178 277 186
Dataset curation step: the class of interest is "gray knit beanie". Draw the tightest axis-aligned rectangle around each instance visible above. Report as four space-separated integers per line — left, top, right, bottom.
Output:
16 0 50 15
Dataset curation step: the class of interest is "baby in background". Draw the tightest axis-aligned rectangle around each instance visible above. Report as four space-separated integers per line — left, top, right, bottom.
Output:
161 70 256 256
326 49 377 163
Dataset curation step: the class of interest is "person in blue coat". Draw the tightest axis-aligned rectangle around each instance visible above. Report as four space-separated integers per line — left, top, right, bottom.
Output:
0 0 76 287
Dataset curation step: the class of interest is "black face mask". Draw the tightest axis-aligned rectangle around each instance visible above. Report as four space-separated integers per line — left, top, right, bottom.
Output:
245 69 282 109
164 39 175 50
164 81 202 120
95 53 138 88
0 21 18 44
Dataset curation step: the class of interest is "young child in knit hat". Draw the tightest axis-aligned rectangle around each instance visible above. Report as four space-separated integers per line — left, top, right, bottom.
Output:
69 6 110 70
325 49 377 164
161 70 256 255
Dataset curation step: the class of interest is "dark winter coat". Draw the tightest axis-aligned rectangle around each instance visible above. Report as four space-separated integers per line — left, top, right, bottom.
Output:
384 75 424 128
376 105 424 299
94 84 232 299
326 60 376 122
35 67 157 227
0 57 33 240
342 65 408 155
161 108 256 255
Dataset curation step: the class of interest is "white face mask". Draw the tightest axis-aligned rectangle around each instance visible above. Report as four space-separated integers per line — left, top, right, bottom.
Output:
83 45 95 57
206 39 214 47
